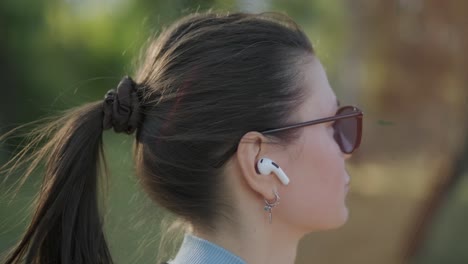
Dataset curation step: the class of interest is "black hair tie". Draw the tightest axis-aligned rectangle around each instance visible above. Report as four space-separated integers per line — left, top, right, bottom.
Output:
102 76 142 134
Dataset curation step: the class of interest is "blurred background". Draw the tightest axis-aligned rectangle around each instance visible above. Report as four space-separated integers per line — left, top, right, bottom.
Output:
1 0 467 263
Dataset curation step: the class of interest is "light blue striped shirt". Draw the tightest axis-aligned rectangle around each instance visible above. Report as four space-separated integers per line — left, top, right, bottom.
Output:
167 233 247 264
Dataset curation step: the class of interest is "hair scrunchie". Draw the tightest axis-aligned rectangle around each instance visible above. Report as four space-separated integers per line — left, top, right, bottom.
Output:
102 76 142 134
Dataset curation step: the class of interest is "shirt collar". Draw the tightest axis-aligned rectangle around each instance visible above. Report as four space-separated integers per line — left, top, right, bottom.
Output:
168 233 247 264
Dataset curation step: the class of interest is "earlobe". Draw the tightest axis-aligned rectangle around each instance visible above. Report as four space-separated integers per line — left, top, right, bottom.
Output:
236 131 277 200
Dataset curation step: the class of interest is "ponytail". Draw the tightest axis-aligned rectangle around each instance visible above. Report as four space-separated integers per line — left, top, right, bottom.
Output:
1 77 141 264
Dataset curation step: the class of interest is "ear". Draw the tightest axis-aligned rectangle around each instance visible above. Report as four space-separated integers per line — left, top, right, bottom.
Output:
236 131 277 201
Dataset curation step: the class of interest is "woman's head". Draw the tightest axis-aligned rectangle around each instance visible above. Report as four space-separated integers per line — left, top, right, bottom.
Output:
133 12 315 231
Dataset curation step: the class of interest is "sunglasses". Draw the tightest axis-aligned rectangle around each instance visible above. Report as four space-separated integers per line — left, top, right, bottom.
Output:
260 106 363 154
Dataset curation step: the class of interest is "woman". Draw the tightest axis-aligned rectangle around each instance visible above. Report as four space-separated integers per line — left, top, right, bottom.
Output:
2 11 363 264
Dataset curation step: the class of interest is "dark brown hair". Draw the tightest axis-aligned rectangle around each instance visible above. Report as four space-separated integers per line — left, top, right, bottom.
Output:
1 11 313 264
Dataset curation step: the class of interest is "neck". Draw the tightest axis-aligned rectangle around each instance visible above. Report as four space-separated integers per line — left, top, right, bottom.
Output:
193 201 303 264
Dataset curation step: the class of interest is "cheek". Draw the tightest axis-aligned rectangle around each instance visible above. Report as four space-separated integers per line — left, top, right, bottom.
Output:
278 129 347 229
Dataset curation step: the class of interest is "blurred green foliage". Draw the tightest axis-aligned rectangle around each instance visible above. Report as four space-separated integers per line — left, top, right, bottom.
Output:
412 172 468 264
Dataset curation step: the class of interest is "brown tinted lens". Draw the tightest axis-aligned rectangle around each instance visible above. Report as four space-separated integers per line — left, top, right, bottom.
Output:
333 107 357 153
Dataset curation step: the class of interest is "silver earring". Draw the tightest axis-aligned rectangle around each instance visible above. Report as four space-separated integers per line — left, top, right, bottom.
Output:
264 190 280 224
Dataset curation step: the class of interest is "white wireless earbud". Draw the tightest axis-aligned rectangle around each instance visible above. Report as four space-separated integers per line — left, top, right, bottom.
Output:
256 157 290 185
